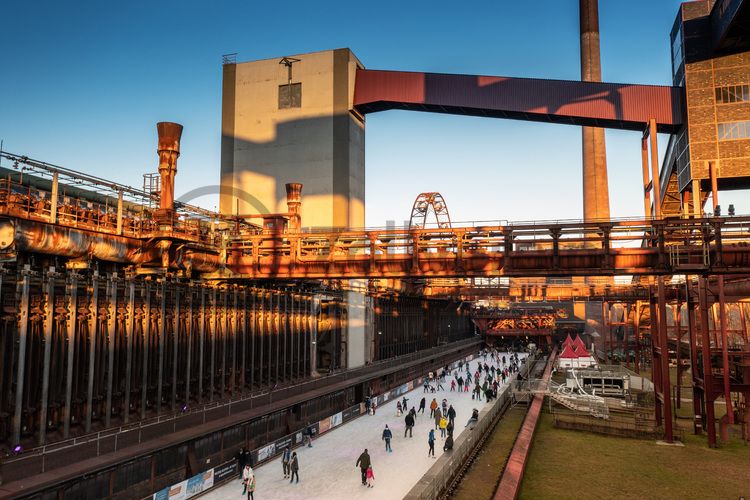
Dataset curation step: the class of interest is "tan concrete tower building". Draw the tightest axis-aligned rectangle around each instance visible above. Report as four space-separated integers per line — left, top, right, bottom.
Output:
220 49 368 369
220 48 365 229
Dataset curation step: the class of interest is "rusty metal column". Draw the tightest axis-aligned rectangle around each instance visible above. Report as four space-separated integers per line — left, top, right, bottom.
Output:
220 289 227 398
686 280 703 434
633 303 640 373
250 290 256 390
12 272 30 446
641 137 652 217
171 288 180 411
283 291 288 383
717 277 734 424
698 277 717 447
156 280 166 414
63 273 78 438
140 282 151 420
649 296 662 425
580 0 610 222
209 287 216 401
657 277 674 442
85 274 99 432
312 295 319 376
124 281 134 424
105 274 116 427
38 269 55 445
240 289 246 390
649 119 662 219
258 291 264 388
185 286 193 404
198 287 205 404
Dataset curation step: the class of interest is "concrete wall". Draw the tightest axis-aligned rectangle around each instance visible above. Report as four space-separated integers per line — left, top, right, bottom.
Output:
220 48 365 229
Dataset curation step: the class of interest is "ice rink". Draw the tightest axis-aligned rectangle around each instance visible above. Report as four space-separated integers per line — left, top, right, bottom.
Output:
202 352 526 500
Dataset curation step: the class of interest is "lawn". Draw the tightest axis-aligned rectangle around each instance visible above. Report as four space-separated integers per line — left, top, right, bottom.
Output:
518 413 750 499
452 406 527 500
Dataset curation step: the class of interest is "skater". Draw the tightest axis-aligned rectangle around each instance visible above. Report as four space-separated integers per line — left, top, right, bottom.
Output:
304 423 314 447
289 452 299 483
447 419 454 437
404 412 415 437
423 379 430 393
447 405 456 426
396 400 402 416
434 407 442 430
439 415 448 438
436 378 444 391
382 425 392 452
450 379 456 391
236 446 249 479
419 397 426 414
366 464 375 488
457 376 464 392
429 398 438 418
365 396 371 415
282 445 291 478
442 399 448 415
242 464 255 499
356 449 371 485
428 429 436 457
402 396 408 411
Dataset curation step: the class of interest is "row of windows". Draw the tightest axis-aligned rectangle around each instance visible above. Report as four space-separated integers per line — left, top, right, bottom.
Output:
715 84 750 104
717 121 750 141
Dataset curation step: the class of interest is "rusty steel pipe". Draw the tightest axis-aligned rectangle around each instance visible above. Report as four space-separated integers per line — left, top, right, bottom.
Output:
285 182 303 231
0 218 162 264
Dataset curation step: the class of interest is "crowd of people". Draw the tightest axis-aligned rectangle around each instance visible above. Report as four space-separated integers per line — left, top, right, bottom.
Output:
231 346 524 496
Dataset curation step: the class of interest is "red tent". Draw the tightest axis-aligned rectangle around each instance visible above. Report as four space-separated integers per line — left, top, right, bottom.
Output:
562 334 574 348
573 344 590 357
573 335 587 351
560 344 579 359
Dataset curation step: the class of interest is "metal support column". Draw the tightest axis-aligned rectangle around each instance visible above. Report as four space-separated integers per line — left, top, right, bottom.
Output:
63 274 78 438
657 277 674 442
85 275 99 433
698 277 717 447
156 280 166 414
39 269 55 445
105 274 116 427
124 281 134 424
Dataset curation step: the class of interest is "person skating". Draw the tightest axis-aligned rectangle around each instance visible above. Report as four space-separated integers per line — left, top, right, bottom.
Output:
434 407 442 430
450 379 456 391
447 405 456 426
428 429 436 457
429 398 438 418
396 400 403 416
236 447 248 479
439 415 448 438
281 445 291 478
419 397 426 414
304 423 314 447
447 419 454 437
423 379 429 393
356 448 371 485
402 396 408 411
289 452 299 483
242 464 255 499
382 425 393 452
404 412 415 437
366 465 375 488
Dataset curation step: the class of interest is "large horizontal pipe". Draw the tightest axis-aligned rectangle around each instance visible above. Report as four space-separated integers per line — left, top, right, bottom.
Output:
0 217 160 264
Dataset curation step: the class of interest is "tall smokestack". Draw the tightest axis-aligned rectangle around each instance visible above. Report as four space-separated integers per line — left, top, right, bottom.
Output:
156 122 183 214
580 0 610 222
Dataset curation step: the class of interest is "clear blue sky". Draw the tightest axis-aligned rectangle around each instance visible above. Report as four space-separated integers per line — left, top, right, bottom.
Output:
1 0 746 225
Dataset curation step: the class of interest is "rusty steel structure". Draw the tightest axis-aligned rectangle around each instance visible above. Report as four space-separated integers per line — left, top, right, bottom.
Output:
409 192 452 229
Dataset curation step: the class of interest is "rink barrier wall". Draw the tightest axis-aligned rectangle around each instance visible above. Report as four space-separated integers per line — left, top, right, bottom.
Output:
150 352 481 500
403 354 536 500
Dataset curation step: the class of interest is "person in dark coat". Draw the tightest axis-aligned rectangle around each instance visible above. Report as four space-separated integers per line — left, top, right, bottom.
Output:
356 449 371 485
447 405 456 426
289 452 299 483
236 447 248 479
428 429 436 457
404 413 415 437
419 397 426 414
281 445 291 478
443 434 454 452
382 425 393 452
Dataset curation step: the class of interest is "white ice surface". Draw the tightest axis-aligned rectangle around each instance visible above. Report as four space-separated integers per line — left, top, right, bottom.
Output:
202 352 526 500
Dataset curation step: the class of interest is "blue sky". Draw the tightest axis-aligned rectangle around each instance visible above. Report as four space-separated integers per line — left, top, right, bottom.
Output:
1 0 746 225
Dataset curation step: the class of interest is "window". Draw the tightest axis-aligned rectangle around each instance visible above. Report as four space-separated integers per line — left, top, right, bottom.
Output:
279 83 302 109
717 121 750 140
715 84 750 104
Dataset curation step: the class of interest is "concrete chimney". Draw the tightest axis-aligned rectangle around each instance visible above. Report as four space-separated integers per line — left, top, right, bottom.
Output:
580 0 610 222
